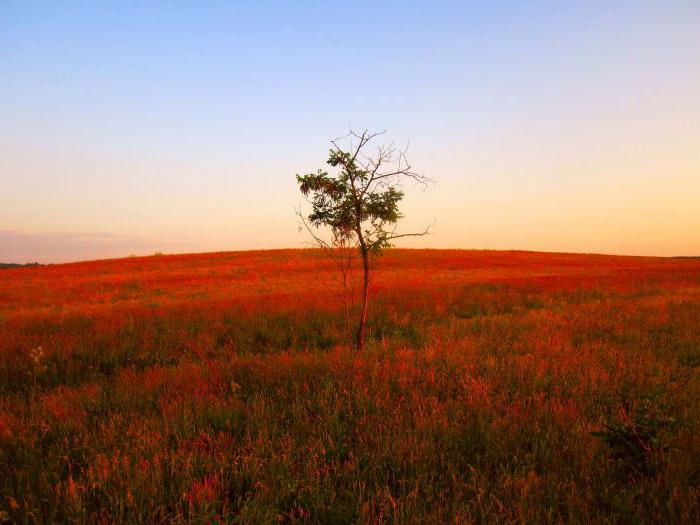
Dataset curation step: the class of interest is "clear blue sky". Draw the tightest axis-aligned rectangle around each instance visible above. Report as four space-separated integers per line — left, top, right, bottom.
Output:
2 1 699 262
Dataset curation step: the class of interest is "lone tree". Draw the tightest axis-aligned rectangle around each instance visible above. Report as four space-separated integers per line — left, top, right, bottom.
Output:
296 129 433 352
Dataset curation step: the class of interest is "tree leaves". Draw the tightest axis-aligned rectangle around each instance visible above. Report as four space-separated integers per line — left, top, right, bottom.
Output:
296 140 407 252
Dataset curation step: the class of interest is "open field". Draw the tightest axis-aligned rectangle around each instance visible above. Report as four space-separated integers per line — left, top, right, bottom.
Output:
1 249 700 523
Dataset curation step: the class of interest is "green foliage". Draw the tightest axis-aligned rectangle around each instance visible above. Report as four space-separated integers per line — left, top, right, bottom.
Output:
592 394 678 478
297 162 402 252
297 130 428 253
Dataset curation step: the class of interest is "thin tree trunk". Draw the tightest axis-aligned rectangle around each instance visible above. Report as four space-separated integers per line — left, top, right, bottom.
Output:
356 246 369 352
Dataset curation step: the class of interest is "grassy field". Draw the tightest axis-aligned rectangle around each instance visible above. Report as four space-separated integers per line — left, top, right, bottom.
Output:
1 249 700 524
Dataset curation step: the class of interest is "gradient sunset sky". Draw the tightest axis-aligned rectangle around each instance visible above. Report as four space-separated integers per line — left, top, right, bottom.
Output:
2 1 699 263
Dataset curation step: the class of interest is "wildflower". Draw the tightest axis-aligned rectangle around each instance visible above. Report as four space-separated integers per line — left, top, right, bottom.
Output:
29 346 47 373
66 476 79 501
30 346 42 364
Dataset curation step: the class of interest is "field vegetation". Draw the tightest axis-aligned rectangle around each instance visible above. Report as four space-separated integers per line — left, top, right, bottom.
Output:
1 249 699 523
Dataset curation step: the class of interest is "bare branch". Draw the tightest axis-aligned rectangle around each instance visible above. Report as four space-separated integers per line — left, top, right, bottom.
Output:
330 128 386 164
383 220 436 243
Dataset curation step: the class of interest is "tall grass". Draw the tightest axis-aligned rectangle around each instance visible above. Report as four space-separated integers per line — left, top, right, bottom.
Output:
1 250 699 523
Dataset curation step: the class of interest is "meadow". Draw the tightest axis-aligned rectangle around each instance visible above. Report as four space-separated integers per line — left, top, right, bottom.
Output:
1 249 699 524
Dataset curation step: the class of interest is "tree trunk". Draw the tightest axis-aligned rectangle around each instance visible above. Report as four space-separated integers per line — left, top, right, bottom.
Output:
356 246 369 352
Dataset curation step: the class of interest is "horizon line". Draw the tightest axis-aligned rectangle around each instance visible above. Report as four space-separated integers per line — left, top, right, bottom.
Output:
3 246 699 267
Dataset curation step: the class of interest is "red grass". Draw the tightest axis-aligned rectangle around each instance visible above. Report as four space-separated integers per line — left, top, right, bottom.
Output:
1 249 699 523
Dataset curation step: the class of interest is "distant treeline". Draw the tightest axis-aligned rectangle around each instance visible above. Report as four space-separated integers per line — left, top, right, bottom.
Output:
0 262 42 270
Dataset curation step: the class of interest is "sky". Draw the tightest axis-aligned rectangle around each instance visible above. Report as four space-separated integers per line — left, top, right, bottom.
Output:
1 1 699 263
